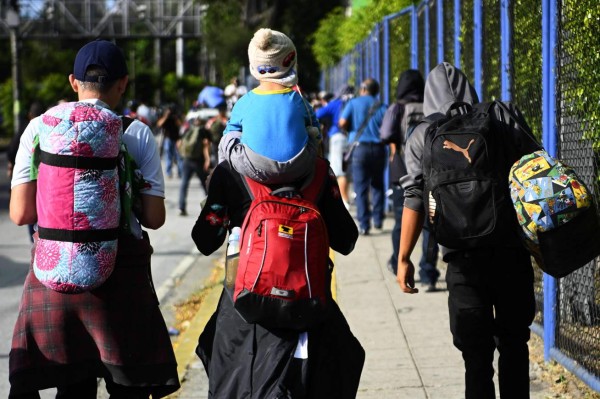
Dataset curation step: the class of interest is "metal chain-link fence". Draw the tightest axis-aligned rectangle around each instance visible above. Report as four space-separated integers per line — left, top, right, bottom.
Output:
555 0 600 377
512 0 545 325
323 0 600 390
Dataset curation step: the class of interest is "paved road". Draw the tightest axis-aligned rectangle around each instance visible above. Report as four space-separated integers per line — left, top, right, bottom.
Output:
0 151 214 398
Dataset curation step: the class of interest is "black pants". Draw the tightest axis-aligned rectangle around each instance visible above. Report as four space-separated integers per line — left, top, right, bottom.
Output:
446 246 535 399
9 377 152 399
178 157 208 212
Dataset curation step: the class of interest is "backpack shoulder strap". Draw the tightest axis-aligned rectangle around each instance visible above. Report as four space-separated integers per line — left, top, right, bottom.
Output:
350 101 381 144
121 116 135 132
242 176 270 200
422 112 445 124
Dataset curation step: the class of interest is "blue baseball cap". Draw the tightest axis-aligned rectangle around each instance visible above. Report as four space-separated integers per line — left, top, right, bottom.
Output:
73 40 128 83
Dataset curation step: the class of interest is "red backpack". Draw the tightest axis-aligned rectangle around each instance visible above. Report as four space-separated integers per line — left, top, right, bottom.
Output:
233 159 330 330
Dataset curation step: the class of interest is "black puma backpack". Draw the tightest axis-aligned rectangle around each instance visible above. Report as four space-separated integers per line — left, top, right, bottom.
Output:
422 101 516 249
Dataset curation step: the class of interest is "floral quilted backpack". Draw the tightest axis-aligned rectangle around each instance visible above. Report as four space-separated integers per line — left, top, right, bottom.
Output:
509 149 600 277
33 101 122 293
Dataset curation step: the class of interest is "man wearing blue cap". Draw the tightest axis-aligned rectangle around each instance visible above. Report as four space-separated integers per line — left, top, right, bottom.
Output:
8 39 179 398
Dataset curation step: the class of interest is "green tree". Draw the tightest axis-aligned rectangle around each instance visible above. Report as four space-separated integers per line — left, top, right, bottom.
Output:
268 0 345 92
200 0 344 92
312 0 414 92
201 0 253 85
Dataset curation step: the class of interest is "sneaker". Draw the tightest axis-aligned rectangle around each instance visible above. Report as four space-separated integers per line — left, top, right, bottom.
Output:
386 259 397 275
359 228 369 236
424 283 437 293
179 209 188 216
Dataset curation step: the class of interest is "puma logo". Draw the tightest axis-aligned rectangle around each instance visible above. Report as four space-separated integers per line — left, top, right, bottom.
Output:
443 139 475 163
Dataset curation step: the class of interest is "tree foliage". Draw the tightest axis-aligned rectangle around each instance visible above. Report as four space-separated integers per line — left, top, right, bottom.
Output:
312 0 414 69
269 0 345 92
161 72 206 109
311 8 346 68
202 0 253 83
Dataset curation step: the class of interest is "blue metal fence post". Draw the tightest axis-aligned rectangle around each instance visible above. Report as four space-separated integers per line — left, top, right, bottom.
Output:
424 1 430 74
473 0 482 98
362 40 367 81
371 29 376 79
361 41 366 82
374 23 381 83
365 36 371 80
411 4 419 70
541 0 557 363
454 0 461 68
500 0 512 101
356 44 362 85
437 0 444 64
368 34 373 79
383 18 391 105
343 55 347 86
343 54 349 88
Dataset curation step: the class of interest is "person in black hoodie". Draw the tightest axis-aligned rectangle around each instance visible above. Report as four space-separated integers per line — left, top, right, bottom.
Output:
397 62 541 399
191 159 364 398
379 69 440 292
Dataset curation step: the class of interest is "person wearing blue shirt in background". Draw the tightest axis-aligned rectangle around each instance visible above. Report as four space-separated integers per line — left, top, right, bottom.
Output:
339 78 387 235
316 85 354 209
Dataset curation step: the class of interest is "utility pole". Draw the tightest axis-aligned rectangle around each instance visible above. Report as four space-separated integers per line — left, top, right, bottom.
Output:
6 0 21 137
176 0 184 78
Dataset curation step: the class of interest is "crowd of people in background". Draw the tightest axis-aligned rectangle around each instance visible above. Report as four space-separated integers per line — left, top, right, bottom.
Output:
7 66 439 286
4 31 548 398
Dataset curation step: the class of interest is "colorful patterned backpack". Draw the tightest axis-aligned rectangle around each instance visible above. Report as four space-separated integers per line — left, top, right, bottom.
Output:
509 150 600 277
33 101 122 293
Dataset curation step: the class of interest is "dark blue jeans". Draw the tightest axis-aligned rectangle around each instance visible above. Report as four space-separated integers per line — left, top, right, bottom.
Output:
163 137 182 178
178 158 208 212
351 143 386 232
419 221 440 285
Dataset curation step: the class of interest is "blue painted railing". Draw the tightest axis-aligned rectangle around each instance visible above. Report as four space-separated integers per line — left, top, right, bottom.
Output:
321 0 600 392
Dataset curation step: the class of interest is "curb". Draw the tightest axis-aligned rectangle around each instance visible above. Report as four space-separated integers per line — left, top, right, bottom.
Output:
156 247 199 304
165 261 224 398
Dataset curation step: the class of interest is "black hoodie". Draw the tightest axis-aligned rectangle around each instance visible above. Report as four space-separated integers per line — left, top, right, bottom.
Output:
379 69 425 184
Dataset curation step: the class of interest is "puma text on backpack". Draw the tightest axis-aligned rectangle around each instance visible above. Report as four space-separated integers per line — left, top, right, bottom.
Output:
233 159 330 330
34 102 122 294
179 126 204 159
509 150 600 277
422 102 515 249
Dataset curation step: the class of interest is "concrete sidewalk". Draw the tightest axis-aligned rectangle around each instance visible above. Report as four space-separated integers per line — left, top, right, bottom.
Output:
169 215 555 399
